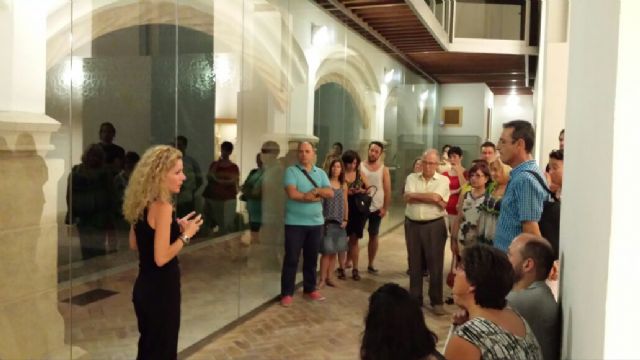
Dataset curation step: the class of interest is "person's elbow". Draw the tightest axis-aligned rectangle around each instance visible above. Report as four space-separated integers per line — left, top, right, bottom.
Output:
325 188 334 198
154 255 170 267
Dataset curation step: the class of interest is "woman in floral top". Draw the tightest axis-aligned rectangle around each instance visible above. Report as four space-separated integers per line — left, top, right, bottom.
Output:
477 158 511 245
451 162 491 255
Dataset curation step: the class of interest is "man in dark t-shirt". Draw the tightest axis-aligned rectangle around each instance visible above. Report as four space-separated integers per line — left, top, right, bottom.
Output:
203 141 239 234
98 122 125 176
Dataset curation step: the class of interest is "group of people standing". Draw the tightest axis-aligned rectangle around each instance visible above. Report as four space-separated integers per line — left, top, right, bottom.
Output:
397 120 564 360
279 141 391 306
120 119 565 359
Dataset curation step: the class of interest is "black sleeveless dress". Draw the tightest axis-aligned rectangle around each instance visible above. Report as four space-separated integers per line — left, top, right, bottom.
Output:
132 208 181 360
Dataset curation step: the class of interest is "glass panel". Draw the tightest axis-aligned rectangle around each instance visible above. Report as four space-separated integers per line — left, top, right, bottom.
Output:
4 0 444 358
435 0 444 26
236 0 288 316
455 2 523 40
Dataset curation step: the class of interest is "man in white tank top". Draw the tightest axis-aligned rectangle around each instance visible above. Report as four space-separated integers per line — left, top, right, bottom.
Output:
360 141 391 274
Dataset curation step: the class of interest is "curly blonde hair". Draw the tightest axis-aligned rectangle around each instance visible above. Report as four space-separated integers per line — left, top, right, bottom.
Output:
123 145 182 224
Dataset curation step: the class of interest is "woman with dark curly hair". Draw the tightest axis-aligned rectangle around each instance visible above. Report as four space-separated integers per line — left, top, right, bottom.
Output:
361 283 443 360
340 150 370 281
445 244 542 360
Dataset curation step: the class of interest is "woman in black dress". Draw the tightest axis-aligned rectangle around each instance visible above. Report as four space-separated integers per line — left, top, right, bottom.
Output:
123 145 203 360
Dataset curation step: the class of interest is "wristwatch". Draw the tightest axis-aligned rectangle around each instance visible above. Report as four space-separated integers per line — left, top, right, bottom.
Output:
179 234 191 245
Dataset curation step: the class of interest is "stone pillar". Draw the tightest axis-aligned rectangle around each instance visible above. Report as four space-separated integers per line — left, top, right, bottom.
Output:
0 1 85 358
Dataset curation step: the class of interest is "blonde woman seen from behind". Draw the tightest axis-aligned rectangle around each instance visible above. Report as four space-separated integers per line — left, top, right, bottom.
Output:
123 145 203 360
477 158 511 245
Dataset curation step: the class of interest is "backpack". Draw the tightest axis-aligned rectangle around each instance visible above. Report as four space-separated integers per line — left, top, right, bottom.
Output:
240 169 263 201
526 170 561 259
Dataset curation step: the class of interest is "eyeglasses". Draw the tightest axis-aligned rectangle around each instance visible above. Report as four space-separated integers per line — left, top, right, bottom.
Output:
470 173 486 178
422 161 439 166
498 138 516 145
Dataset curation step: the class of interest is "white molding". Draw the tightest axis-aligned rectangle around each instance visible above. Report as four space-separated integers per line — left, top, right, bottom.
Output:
449 38 539 55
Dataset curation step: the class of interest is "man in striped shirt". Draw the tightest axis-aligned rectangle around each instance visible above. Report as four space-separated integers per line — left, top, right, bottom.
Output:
494 120 547 251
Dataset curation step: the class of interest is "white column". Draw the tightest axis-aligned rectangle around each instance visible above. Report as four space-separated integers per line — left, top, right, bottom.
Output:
0 1 84 358
561 0 640 359
537 0 569 163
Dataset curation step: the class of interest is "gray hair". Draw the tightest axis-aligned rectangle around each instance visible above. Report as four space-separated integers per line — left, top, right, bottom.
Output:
422 148 440 160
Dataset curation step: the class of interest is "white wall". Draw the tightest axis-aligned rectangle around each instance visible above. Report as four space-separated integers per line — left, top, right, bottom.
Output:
561 0 640 359
605 2 640 357
437 83 489 138
455 3 521 40
536 0 569 165
1 1 47 113
492 94 534 144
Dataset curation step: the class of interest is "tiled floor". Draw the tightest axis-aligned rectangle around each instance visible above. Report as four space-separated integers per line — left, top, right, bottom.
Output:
57 208 456 359
184 225 456 360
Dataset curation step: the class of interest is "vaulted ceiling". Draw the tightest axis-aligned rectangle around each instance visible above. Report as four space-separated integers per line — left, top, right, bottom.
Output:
313 0 540 95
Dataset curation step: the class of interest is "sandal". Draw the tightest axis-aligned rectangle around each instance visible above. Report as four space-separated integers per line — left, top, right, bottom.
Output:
352 269 361 281
336 268 346 280
326 278 337 287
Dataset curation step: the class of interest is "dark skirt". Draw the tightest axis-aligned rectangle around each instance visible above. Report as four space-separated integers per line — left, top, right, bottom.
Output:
346 196 367 238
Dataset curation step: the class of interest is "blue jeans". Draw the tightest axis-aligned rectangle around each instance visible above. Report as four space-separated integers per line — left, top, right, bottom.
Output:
280 225 322 296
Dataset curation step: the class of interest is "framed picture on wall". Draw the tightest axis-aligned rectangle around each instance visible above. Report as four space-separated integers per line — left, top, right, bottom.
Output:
442 107 463 127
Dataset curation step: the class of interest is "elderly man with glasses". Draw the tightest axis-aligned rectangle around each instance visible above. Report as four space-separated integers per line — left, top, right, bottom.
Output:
403 149 450 316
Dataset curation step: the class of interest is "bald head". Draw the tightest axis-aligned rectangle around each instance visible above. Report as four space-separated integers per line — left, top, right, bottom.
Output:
509 234 554 281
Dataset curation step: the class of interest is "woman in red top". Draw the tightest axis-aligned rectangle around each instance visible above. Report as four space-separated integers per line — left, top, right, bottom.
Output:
442 146 467 233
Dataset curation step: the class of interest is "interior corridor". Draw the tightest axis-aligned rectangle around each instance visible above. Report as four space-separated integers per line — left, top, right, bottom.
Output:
183 224 455 360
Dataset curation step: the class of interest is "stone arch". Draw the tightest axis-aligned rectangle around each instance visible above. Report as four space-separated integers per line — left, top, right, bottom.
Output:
314 46 380 130
46 0 308 111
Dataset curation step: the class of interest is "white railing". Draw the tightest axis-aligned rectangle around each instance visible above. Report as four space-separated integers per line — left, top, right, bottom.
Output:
408 0 538 55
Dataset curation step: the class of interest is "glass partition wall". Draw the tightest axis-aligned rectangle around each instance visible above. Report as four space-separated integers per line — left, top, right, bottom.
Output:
1 0 438 358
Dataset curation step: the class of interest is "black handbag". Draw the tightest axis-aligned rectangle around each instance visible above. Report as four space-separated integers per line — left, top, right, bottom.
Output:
354 185 377 215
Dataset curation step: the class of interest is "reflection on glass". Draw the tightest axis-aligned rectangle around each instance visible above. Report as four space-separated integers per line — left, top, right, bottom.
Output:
1 0 445 357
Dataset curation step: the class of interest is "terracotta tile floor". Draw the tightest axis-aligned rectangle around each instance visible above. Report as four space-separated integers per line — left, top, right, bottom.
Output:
58 209 457 359
184 225 457 360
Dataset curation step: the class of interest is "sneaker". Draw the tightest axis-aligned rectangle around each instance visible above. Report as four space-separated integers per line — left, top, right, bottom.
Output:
352 269 361 281
304 291 326 301
367 266 379 274
431 304 446 316
280 295 293 307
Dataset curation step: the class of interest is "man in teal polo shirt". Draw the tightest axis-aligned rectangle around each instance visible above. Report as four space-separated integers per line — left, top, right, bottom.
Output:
280 142 334 307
